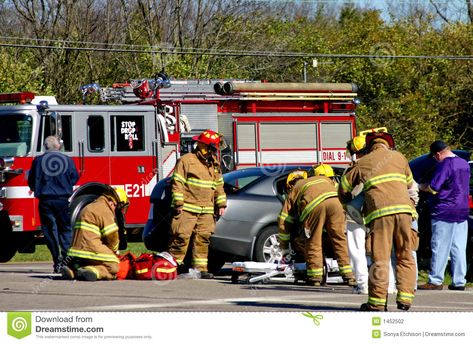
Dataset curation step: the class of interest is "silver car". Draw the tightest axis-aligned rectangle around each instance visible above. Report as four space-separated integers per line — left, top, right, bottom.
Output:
143 165 343 273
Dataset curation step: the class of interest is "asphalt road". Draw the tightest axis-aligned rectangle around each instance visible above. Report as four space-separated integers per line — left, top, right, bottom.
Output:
0 262 472 312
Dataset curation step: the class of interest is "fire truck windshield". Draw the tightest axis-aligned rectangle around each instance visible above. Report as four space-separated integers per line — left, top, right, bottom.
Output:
0 114 32 157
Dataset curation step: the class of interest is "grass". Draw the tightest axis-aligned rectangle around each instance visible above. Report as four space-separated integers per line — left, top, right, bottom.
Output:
9 242 149 263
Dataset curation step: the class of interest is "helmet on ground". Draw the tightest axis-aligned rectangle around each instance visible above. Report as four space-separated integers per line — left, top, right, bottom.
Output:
365 132 395 150
192 130 221 150
286 169 308 190
312 164 335 178
347 135 366 155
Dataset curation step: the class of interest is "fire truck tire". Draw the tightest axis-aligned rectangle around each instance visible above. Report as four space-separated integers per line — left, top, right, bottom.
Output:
0 211 17 262
253 225 279 263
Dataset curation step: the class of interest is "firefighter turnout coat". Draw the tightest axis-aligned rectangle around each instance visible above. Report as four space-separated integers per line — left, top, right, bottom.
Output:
169 149 227 271
67 195 120 280
338 143 417 309
279 176 354 283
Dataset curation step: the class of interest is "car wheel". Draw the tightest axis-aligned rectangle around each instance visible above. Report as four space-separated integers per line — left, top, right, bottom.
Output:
254 226 282 263
207 249 226 275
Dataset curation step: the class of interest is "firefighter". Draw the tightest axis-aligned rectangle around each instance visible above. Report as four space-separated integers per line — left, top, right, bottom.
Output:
61 187 129 281
168 129 227 279
339 132 417 311
278 169 308 260
344 135 370 294
280 164 356 286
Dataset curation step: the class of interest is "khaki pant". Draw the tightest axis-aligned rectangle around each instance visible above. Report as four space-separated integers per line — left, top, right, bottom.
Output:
168 211 215 272
366 213 417 309
72 258 119 280
304 197 354 282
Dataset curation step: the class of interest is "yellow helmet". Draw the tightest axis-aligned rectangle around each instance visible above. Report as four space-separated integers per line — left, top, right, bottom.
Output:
113 187 129 207
351 136 366 153
312 164 335 177
286 170 308 189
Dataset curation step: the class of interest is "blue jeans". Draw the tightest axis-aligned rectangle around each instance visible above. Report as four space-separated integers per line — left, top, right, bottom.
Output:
38 198 73 270
429 219 468 286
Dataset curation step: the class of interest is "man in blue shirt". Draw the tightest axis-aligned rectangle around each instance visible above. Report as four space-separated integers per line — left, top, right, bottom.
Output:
28 136 79 273
418 140 470 291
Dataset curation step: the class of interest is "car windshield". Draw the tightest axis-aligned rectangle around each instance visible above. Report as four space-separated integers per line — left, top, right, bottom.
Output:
223 168 267 191
0 114 32 156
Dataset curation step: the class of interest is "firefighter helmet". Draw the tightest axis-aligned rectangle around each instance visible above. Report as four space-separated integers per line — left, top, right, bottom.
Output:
192 130 221 150
349 135 366 153
113 187 129 208
312 164 335 177
286 169 308 190
365 132 395 150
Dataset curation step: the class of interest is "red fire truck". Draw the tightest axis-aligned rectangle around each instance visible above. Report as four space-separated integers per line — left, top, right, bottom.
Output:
0 77 358 262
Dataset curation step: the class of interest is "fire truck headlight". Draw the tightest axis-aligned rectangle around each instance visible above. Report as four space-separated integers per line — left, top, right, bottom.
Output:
0 187 6 198
10 216 23 232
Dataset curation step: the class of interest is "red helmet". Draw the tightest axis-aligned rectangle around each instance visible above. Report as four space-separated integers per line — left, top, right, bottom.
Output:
365 132 395 150
192 130 221 150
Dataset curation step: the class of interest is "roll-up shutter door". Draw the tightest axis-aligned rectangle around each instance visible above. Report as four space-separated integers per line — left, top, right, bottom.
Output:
180 104 218 131
321 122 352 148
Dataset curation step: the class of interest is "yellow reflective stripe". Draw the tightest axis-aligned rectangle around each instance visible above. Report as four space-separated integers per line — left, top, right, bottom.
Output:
113 242 119 252
173 172 186 184
397 292 415 302
339 265 353 274
368 297 386 306
155 267 177 273
187 177 215 189
192 258 208 265
216 195 227 205
364 173 408 190
278 233 291 241
278 212 294 224
183 203 214 214
102 223 118 236
364 204 415 224
67 248 119 263
172 192 184 200
406 173 413 184
74 221 101 236
296 179 328 206
136 268 149 274
300 191 338 222
83 266 100 279
215 178 224 186
307 268 324 277
340 175 354 193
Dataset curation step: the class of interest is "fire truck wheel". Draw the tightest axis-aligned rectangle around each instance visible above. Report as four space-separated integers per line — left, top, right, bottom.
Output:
0 211 17 262
253 225 280 263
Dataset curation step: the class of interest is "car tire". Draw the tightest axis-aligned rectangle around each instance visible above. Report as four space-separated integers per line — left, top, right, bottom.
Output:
208 249 226 275
254 225 281 263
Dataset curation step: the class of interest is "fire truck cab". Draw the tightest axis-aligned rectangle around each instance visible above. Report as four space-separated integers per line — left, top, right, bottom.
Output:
0 78 358 262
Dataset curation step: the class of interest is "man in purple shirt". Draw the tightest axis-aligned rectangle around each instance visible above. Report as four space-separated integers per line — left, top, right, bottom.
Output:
418 140 470 291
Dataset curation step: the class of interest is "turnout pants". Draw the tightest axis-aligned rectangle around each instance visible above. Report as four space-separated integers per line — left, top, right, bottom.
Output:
305 197 354 282
366 213 417 309
70 258 119 280
169 211 215 272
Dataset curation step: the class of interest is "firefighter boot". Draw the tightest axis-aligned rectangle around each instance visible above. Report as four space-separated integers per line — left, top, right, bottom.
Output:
200 271 214 279
396 302 411 311
76 268 98 282
306 278 322 286
61 266 75 280
360 303 386 312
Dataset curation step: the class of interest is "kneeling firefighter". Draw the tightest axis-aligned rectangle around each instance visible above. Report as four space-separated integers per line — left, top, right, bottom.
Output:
62 187 129 281
279 164 356 286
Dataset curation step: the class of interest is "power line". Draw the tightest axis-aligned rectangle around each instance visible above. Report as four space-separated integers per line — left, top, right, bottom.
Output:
1 41 473 60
